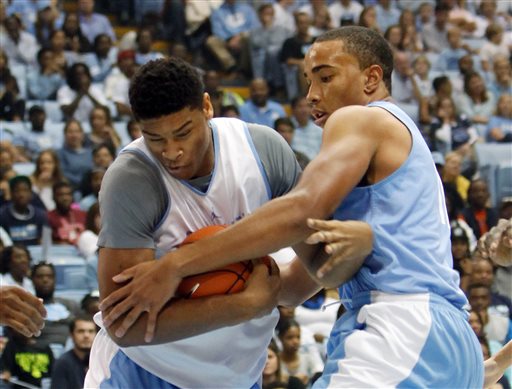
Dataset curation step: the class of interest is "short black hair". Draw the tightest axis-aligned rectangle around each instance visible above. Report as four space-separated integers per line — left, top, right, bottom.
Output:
274 117 294 130
315 26 394 93
9 175 32 192
129 57 204 121
31 261 55 277
69 313 96 333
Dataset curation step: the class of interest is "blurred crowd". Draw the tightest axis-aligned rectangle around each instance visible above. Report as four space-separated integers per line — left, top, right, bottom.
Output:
0 0 510 388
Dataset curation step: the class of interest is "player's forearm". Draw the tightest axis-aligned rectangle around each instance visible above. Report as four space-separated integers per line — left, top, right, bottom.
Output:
278 257 321 307
164 188 329 279
105 292 260 347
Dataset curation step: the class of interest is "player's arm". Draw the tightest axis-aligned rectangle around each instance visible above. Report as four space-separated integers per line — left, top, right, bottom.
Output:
484 340 512 388
99 247 279 346
100 107 383 341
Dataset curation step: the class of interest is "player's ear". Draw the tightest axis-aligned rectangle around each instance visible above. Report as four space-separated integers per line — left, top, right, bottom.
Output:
202 92 214 119
363 65 383 94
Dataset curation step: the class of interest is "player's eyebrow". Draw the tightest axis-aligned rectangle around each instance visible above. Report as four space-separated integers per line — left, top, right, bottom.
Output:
142 120 193 136
311 64 335 73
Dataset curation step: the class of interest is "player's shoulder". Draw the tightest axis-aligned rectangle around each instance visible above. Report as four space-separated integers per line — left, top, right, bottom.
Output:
103 149 161 186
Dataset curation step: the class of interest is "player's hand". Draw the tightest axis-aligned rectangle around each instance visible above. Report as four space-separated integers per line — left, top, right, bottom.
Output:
305 219 373 279
478 219 512 267
242 258 280 318
0 286 46 337
99 258 182 343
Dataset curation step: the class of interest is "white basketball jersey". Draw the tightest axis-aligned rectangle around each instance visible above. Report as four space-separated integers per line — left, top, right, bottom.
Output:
113 118 279 387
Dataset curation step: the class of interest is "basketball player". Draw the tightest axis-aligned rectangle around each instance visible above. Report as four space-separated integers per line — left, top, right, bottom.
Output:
85 57 372 388
101 26 484 387
0 286 46 337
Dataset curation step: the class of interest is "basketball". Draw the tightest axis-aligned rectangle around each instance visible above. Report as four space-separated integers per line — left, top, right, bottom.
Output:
176 225 271 299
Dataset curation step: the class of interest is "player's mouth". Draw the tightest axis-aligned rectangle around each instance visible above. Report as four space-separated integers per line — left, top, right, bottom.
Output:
312 109 329 127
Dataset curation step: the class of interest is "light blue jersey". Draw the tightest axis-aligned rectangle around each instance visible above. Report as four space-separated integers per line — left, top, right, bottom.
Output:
334 101 467 310
315 101 483 389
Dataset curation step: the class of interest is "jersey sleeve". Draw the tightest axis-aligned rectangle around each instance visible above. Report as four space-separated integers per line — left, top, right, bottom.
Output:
247 123 301 198
97 151 168 249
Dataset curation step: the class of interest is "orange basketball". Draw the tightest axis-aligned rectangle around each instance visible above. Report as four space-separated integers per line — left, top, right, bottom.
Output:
176 225 270 299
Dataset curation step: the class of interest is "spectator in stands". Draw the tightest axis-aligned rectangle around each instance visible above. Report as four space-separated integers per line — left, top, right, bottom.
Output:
58 62 110 122
48 180 86 245
31 261 80 350
62 12 92 53
420 75 454 125
398 9 424 53
79 143 115 199
471 257 512 319
134 27 164 66
309 4 333 38
473 0 508 40
384 24 402 52
422 4 451 53
126 119 142 142
462 179 499 239
450 224 473 291
77 202 100 259
205 0 259 74
272 0 295 34
274 117 310 170
77 0 115 46
468 283 512 345
104 50 137 119
0 244 35 294
429 96 479 159
444 183 478 250
48 29 79 73
375 0 400 32
57 119 94 189
31 149 65 212
0 49 12 93
0 145 18 203
26 47 66 100
239 78 285 128
85 106 121 151
51 315 97 389
411 55 433 99
79 168 105 212
280 12 314 99
416 2 434 33
328 0 363 29
249 3 290 94
13 106 56 162
0 175 48 246
0 327 54 389
489 55 512 101
479 23 509 73
435 26 471 72
456 71 496 128
203 70 244 109
358 6 380 32
0 74 25 122
262 339 306 389
80 291 100 318
391 51 421 120
289 95 322 161
82 33 117 82
277 318 324 387
442 151 471 202
0 14 39 67
34 4 61 47
219 104 239 118
486 94 512 143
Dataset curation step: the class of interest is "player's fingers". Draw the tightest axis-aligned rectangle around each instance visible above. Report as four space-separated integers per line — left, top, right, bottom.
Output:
4 307 41 337
307 218 337 232
325 242 345 256
316 261 333 280
114 306 144 338
112 268 135 283
99 287 129 313
101 296 132 328
144 311 158 343
17 300 46 331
